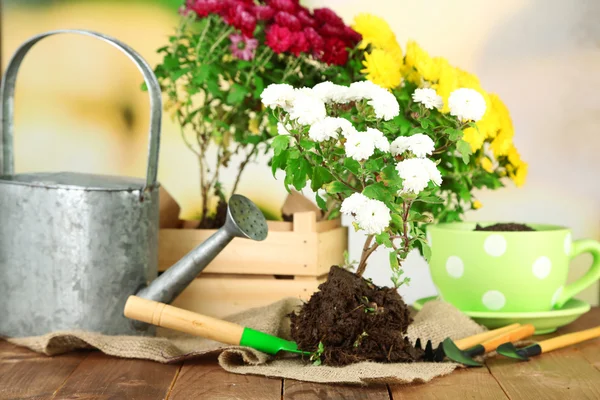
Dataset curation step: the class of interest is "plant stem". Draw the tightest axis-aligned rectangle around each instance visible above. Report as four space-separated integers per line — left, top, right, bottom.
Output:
231 143 258 194
356 234 376 277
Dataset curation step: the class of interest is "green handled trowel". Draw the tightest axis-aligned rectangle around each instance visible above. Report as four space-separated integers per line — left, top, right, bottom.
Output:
124 295 309 356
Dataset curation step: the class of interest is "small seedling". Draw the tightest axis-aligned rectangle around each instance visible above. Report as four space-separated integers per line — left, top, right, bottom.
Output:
353 332 369 348
310 341 325 366
341 250 358 272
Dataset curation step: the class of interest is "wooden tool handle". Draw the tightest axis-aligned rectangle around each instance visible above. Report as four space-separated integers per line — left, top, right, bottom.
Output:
539 326 600 353
482 324 535 353
124 295 245 346
455 323 521 350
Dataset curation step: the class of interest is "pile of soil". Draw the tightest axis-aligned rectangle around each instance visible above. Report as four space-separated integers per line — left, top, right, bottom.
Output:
289 266 423 366
198 199 228 229
474 223 535 232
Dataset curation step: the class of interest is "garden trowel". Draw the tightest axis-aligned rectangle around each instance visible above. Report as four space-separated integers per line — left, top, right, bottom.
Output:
124 295 310 356
497 325 600 361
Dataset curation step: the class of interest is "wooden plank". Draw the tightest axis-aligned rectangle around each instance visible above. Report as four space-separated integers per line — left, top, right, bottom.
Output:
293 212 317 233
54 351 180 400
159 229 319 276
0 340 88 399
390 368 508 399
283 379 389 400
169 356 281 400
171 274 324 318
317 227 349 276
486 346 600 400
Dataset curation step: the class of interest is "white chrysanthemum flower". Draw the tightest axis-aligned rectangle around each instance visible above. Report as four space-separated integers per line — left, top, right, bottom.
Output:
354 199 392 235
423 158 442 186
340 192 368 215
412 88 443 110
367 89 400 121
344 130 376 161
448 88 486 122
309 117 350 142
260 84 296 110
348 80 382 101
277 122 292 136
339 119 358 138
396 158 432 194
312 82 351 104
390 134 435 158
288 90 326 125
366 127 390 152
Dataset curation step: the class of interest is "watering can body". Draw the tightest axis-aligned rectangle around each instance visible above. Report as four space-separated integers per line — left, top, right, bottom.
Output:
0 30 268 338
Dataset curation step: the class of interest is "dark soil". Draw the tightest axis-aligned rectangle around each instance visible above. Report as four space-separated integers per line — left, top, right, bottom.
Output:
289 266 423 366
198 199 228 229
475 223 535 232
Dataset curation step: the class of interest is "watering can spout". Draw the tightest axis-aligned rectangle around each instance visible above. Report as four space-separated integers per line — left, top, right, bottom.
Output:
135 194 268 307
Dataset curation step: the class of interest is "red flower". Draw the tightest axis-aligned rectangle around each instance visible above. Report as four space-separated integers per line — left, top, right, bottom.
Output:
274 11 302 32
342 26 362 46
313 7 345 28
303 27 324 57
297 9 316 27
225 3 257 37
289 30 310 56
266 0 297 13
265 24 293 54
187 0 222 17
318 24 345 38
252 4 275 21
321 37 348 66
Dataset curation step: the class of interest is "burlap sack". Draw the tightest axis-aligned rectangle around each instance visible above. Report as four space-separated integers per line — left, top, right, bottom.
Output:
6 298 485 385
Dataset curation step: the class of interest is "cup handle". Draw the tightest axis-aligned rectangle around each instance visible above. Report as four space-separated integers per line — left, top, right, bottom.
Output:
554 239 600 309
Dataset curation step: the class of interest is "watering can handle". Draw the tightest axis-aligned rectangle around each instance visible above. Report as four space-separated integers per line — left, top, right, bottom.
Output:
0 29 161 188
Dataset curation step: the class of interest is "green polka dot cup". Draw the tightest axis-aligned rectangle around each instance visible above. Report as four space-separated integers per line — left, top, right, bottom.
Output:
427 222 600 313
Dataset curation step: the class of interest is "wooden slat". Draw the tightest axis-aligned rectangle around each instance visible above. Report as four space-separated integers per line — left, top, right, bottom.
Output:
171 274 324 318
316 226 348 276
284 380 389 400
486 346 600 400
169 356 281 399
390 368 508 400
0 340 87 399
54 351 180 400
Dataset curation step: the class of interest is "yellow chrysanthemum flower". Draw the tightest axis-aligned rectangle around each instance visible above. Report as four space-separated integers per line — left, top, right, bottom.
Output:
352 14 397 51
490 130 513 158
480 157 494 173
510 162 528 187
462 126 486 152
433 63 459 113
507 145 522 167
405 40 441 83
473 200 483 209
248 118 260 135
361 49 403 89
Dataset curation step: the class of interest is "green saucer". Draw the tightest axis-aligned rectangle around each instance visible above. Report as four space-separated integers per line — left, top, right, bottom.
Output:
412 297 591 334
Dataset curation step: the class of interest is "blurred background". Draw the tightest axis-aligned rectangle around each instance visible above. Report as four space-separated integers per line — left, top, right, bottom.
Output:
2 0 599 306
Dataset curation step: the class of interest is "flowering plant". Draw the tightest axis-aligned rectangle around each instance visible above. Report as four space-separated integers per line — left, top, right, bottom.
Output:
348 14 528 222
152 0 361 225
261 79 493 284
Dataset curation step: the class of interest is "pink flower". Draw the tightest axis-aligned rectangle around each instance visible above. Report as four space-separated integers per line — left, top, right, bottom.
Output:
229 33 258 60
252 4 275 21
303 27 324 57
266 0 297 13
313 7 345 28
187 0 223 17
274 11 302 32
265 24 293 54
289 30 310 56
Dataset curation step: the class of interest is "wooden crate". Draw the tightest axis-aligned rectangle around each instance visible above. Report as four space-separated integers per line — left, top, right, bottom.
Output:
158 211 347 277
170 274 326 318
159 211 347 317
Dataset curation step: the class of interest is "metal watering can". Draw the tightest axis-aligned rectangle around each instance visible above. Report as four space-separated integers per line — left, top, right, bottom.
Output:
0 30 268 338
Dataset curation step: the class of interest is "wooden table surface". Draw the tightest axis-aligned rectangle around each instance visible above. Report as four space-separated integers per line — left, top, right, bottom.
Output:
1 307 599 400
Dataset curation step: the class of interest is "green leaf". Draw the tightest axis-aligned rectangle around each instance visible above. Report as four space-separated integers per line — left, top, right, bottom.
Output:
343 158 362 176
192 65 212 84
457 140 472 164
206 80 222 98
381 165 403 188
327 181 354 196
315 192 327 210
271 135 290 156
416 238 432 262
363 182 395 204
445 128 464 141
226 84 249 105
271 149 288 176
414 195 445 204
375 232 393 248
170 67 190 82
300 139 316 150
311 166 334 192
253 75 265 99
364 158 384 173
287 157 312 191
389 251 399 269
